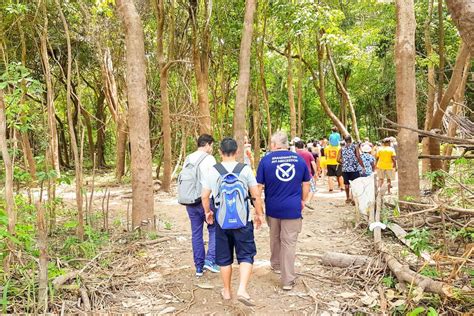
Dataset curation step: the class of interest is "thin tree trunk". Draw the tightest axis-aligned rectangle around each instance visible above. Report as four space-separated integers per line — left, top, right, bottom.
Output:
57 0 84 240
155 0 172 192
0 89 15 270
421 0 436 175
19 23 37 181
39 6 60 177
252 91 261 167
309 33 348 136
327 46 360 141
446 0 474 56
95 92 107 168
36 202 48 312
443 58 470 171
257 5 272 147
286 42 297 140
234 0 256 162
117 0 155 230
437 0 445 106
190 0 212 134
297 55 303 137
395 0 420 200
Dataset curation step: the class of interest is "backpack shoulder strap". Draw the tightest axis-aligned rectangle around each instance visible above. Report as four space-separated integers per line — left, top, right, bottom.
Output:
232 163 246 175
214 163 228 176
195 152 209 167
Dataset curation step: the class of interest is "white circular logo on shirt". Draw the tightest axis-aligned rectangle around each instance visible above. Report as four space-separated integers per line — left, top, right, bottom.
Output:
276 163 296 182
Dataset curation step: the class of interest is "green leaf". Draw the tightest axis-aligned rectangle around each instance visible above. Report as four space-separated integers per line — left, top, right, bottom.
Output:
407 307 425 316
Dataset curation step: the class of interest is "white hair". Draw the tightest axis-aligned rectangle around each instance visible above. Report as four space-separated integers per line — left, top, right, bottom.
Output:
271 131 289 148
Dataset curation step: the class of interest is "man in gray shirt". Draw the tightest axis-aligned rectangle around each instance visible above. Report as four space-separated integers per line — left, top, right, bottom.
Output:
202 138 264 306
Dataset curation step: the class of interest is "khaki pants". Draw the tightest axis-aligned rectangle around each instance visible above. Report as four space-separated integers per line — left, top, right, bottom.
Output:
266 216 302 285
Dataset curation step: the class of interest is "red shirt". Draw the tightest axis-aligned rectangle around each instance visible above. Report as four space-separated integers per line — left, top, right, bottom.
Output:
296 149 315 176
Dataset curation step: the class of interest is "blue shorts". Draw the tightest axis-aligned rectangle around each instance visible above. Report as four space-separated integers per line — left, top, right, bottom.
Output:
215 221 257 266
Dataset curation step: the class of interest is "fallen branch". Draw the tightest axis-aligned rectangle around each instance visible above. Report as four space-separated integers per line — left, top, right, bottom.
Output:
52 271 80 290
387 223 435 264
79 287 91 311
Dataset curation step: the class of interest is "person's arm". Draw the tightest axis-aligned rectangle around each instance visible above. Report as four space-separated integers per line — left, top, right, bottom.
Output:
249 185 264 229
302 182 310 208
310 160 318 178
201 188 213 224
392 154 397 170
336 149 342 164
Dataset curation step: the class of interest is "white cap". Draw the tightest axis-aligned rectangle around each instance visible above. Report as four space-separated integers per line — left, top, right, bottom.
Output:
361 144 372 153
293 137 301 143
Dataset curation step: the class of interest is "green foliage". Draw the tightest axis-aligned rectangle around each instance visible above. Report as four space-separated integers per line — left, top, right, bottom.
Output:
382 275 395 288
420 266 440 278
405 228 433 257
407 307 438 316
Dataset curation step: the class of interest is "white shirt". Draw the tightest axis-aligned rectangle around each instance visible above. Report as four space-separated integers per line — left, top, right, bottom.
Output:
186 150 217 188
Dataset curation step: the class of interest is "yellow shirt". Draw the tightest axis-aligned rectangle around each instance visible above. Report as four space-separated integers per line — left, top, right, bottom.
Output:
376 146 396 170
324 145 340 165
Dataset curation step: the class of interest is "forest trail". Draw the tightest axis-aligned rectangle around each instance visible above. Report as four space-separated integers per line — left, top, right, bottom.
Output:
62 175 388 315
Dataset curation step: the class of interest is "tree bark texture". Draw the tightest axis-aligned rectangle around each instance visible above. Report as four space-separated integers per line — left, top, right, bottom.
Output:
190 0 212 135
233 0 256 162
39 8 61 177
421 0 436 175
117 0 155 230
395 0 420 200
446 0 474 56
327 46 360 141
36 202 48 311
0 89 15 240
57 0 84 240
156 0 172 192
287 42 297 140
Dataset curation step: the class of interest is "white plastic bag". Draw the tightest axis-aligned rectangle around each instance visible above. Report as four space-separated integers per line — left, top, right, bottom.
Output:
350 174 376 218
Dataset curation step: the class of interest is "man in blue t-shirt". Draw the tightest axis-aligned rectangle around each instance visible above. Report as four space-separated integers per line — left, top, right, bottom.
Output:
329 126 341 147
256 131 310 291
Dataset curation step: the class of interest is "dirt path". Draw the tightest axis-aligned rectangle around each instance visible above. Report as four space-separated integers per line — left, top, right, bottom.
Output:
69 174 383 315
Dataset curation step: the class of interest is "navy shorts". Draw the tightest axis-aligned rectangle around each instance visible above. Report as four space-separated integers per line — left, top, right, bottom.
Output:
342 171 360 185
215 221 257 266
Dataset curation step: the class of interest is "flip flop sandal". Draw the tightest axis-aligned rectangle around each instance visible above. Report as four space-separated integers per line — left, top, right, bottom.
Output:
237 296 256 307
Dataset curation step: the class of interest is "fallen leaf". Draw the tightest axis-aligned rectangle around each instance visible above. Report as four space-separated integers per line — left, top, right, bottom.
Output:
385 289 396 300
389 299 406 308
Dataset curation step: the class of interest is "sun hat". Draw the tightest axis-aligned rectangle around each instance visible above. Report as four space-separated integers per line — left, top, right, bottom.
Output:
361 144 372 153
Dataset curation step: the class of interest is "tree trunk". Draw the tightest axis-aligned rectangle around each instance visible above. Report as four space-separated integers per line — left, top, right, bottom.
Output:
190 0 212 135
101 47 127 180
421 0 436 175
19 24 37 181
257 5 272 147
117 0 155 230
36 202 48 312
395 0 420 200
56 114 70 168
307 34 348 137
297 55 303 137
327 46 360 141
156 0 172 192
252 91 261 167
446 0 474 56
95 92 107 168
57 0 84 240
0 89 16 269
286 42 297 140
39 7 60 177
234 0 256 162
443 57 470 171
437 0 446 106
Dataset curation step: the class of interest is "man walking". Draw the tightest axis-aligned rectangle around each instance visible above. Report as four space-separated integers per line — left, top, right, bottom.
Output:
257 131 310 290
295 140 318 209
324 141 343 192
179 134 219 277
337 135 364 204
376 138 397 194
202 138 264 306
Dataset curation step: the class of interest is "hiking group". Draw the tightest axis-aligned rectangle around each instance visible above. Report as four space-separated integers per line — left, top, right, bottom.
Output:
177 129 397 306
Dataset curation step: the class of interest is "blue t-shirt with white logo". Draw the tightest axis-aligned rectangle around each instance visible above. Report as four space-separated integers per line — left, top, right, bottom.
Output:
329 132 341 146
256 150 311 219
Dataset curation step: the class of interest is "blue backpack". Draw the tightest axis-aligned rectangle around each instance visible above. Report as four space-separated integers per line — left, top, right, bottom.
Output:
214 163 250 230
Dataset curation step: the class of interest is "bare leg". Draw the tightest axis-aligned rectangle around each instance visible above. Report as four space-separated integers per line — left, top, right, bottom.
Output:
338 176 344 189
344 184 350 201
328 176 333 191
220 265 232 299
236 262 253 299
387 179 392 194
